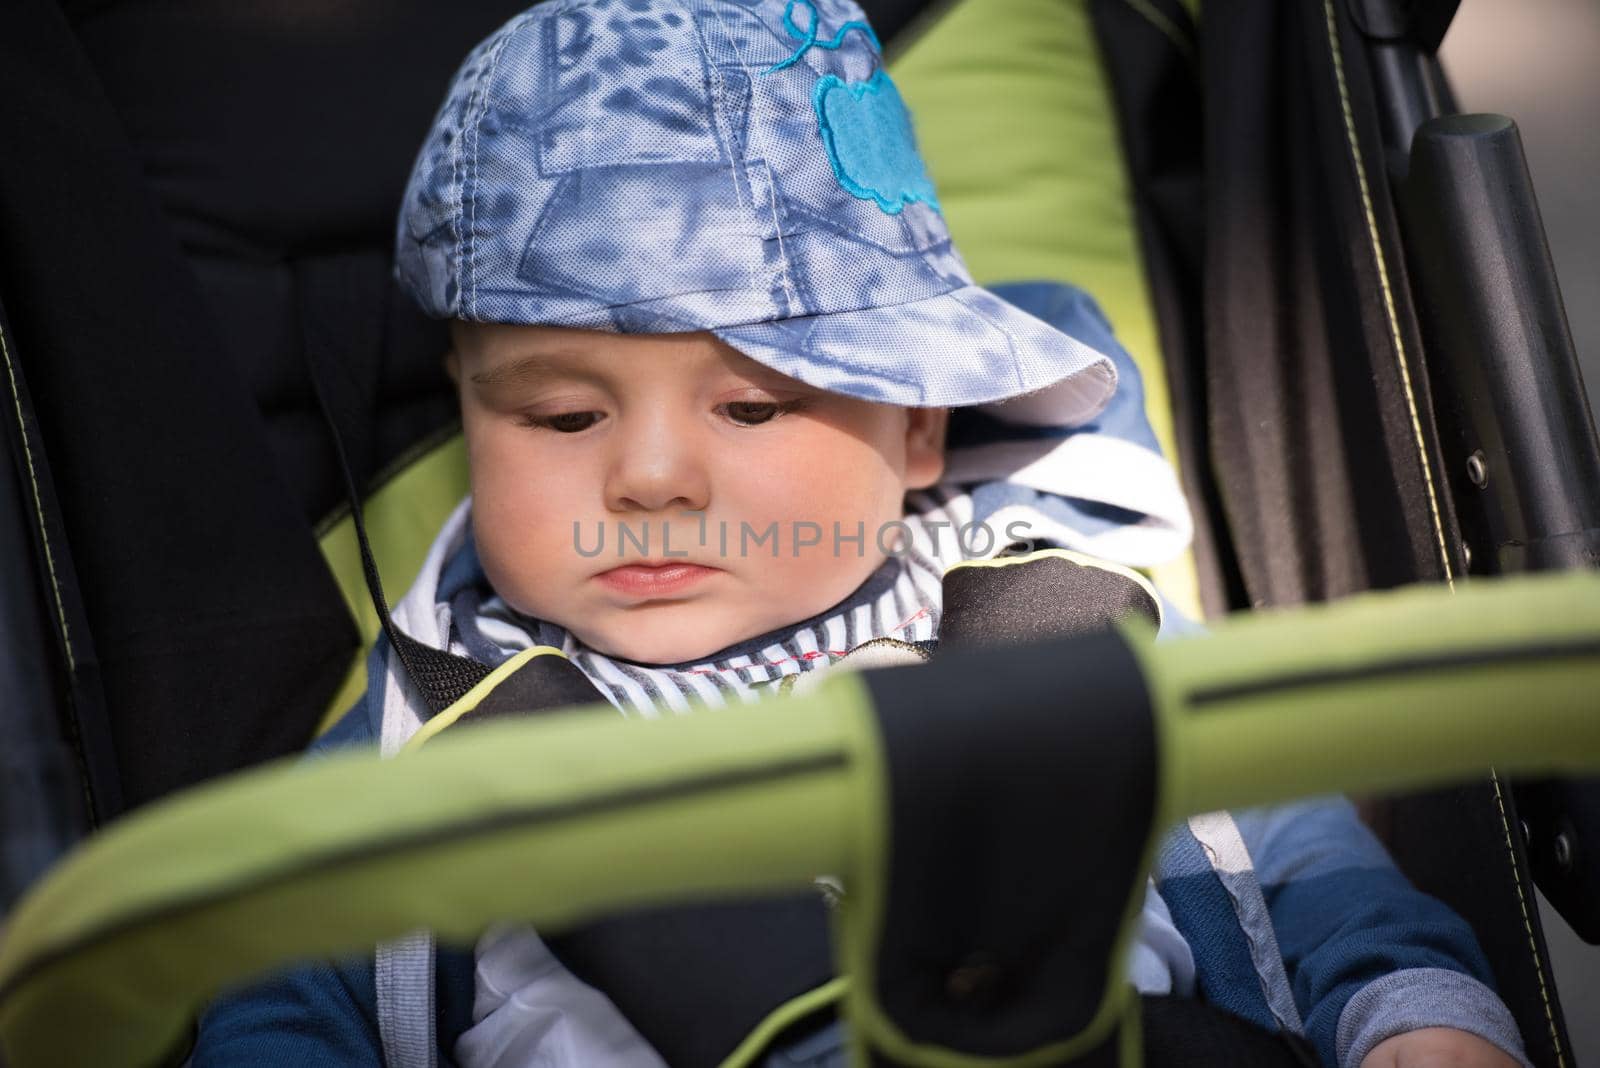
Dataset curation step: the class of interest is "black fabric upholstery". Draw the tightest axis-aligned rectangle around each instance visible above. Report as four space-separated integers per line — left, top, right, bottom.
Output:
0 298 97 905
1140 997 1319 1068
57 0 944 527
1088 0 1246 619
552 895 836 1068
0 0 362 811
63 0 531 527
1203 0 1466 605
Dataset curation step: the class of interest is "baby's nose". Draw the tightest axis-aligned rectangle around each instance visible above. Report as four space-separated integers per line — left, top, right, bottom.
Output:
603 424 711 514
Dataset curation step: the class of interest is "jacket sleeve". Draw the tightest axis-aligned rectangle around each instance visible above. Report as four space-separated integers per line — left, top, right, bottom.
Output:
191 959 386 1068
191 947 480 1067
187 686 477 1067
1234 797 1530 1068
187 696 385 1066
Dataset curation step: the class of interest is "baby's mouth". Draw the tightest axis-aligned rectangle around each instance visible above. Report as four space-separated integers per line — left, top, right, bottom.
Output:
593 561 722 599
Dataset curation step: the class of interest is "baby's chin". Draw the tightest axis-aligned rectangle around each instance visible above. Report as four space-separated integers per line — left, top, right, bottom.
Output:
569 620 748 661
559 607 761 667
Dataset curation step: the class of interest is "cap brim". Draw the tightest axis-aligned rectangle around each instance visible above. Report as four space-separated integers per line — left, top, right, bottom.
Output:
712 284 1117 423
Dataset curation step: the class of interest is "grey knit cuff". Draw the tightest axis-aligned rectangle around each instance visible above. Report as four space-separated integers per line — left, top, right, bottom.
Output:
1336 967 1531 1068
377 929 438 1068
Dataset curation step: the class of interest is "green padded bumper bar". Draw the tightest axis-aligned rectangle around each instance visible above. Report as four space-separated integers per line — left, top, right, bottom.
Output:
2 571 1598 1068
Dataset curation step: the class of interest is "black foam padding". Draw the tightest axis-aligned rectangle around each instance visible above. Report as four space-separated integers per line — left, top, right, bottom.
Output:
938 556 1160 654
862 629 1157 1057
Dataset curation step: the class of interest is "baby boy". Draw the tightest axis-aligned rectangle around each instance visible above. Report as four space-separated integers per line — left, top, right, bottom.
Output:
194 2 1529 1066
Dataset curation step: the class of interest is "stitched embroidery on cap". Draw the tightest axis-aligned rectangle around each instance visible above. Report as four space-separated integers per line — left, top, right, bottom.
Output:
763 0 880 73
762 1 940 217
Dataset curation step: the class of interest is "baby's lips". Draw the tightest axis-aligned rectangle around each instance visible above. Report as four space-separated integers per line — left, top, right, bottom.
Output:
595 558 721 572
592 561 722 598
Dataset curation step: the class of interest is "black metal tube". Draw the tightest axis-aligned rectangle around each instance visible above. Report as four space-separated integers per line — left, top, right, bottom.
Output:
1369 44 1456 178
1403 116 1600 946
1348 0 1460 181
1402 113 1600 575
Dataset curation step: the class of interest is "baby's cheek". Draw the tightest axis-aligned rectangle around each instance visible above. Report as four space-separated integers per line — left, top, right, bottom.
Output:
470 502 542 612
754 432 903 523
470 449 593 612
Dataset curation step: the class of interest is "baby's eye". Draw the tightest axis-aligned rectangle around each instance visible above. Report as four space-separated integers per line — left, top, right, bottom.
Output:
523 411 604 433
724 401 778 426
720 400 796 426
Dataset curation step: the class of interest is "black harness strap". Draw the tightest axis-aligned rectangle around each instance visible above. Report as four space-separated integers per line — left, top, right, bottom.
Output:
302 326 492 717
862 628 1158 1061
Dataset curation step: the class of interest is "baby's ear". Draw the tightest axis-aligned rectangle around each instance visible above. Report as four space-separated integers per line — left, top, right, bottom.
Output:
903 406 949 490
444 348 461 385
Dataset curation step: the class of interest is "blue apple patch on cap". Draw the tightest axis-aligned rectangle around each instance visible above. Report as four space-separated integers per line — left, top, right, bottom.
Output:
764 0 941 217
813 71 940 215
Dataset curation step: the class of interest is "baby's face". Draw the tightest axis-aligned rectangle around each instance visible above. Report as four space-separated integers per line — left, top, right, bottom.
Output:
452 323 947 665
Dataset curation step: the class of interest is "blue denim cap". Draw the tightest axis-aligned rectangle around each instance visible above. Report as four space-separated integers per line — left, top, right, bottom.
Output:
396 0 1117 419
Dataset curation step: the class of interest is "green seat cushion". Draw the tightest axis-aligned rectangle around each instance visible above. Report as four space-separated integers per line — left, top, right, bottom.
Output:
890 0 1202 615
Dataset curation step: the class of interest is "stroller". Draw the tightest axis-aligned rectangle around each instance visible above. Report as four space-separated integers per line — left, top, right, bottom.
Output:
1 0 1597 1064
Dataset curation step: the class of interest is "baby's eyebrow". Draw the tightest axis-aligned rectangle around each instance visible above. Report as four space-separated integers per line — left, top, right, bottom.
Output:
469 352 595 389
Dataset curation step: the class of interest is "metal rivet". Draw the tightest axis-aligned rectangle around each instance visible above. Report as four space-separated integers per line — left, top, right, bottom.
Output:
1554 832 1574 872
1466 450 1489 488
1462 542 1473 570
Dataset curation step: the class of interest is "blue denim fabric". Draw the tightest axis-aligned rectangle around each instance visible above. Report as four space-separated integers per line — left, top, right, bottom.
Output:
395 0 1117 416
